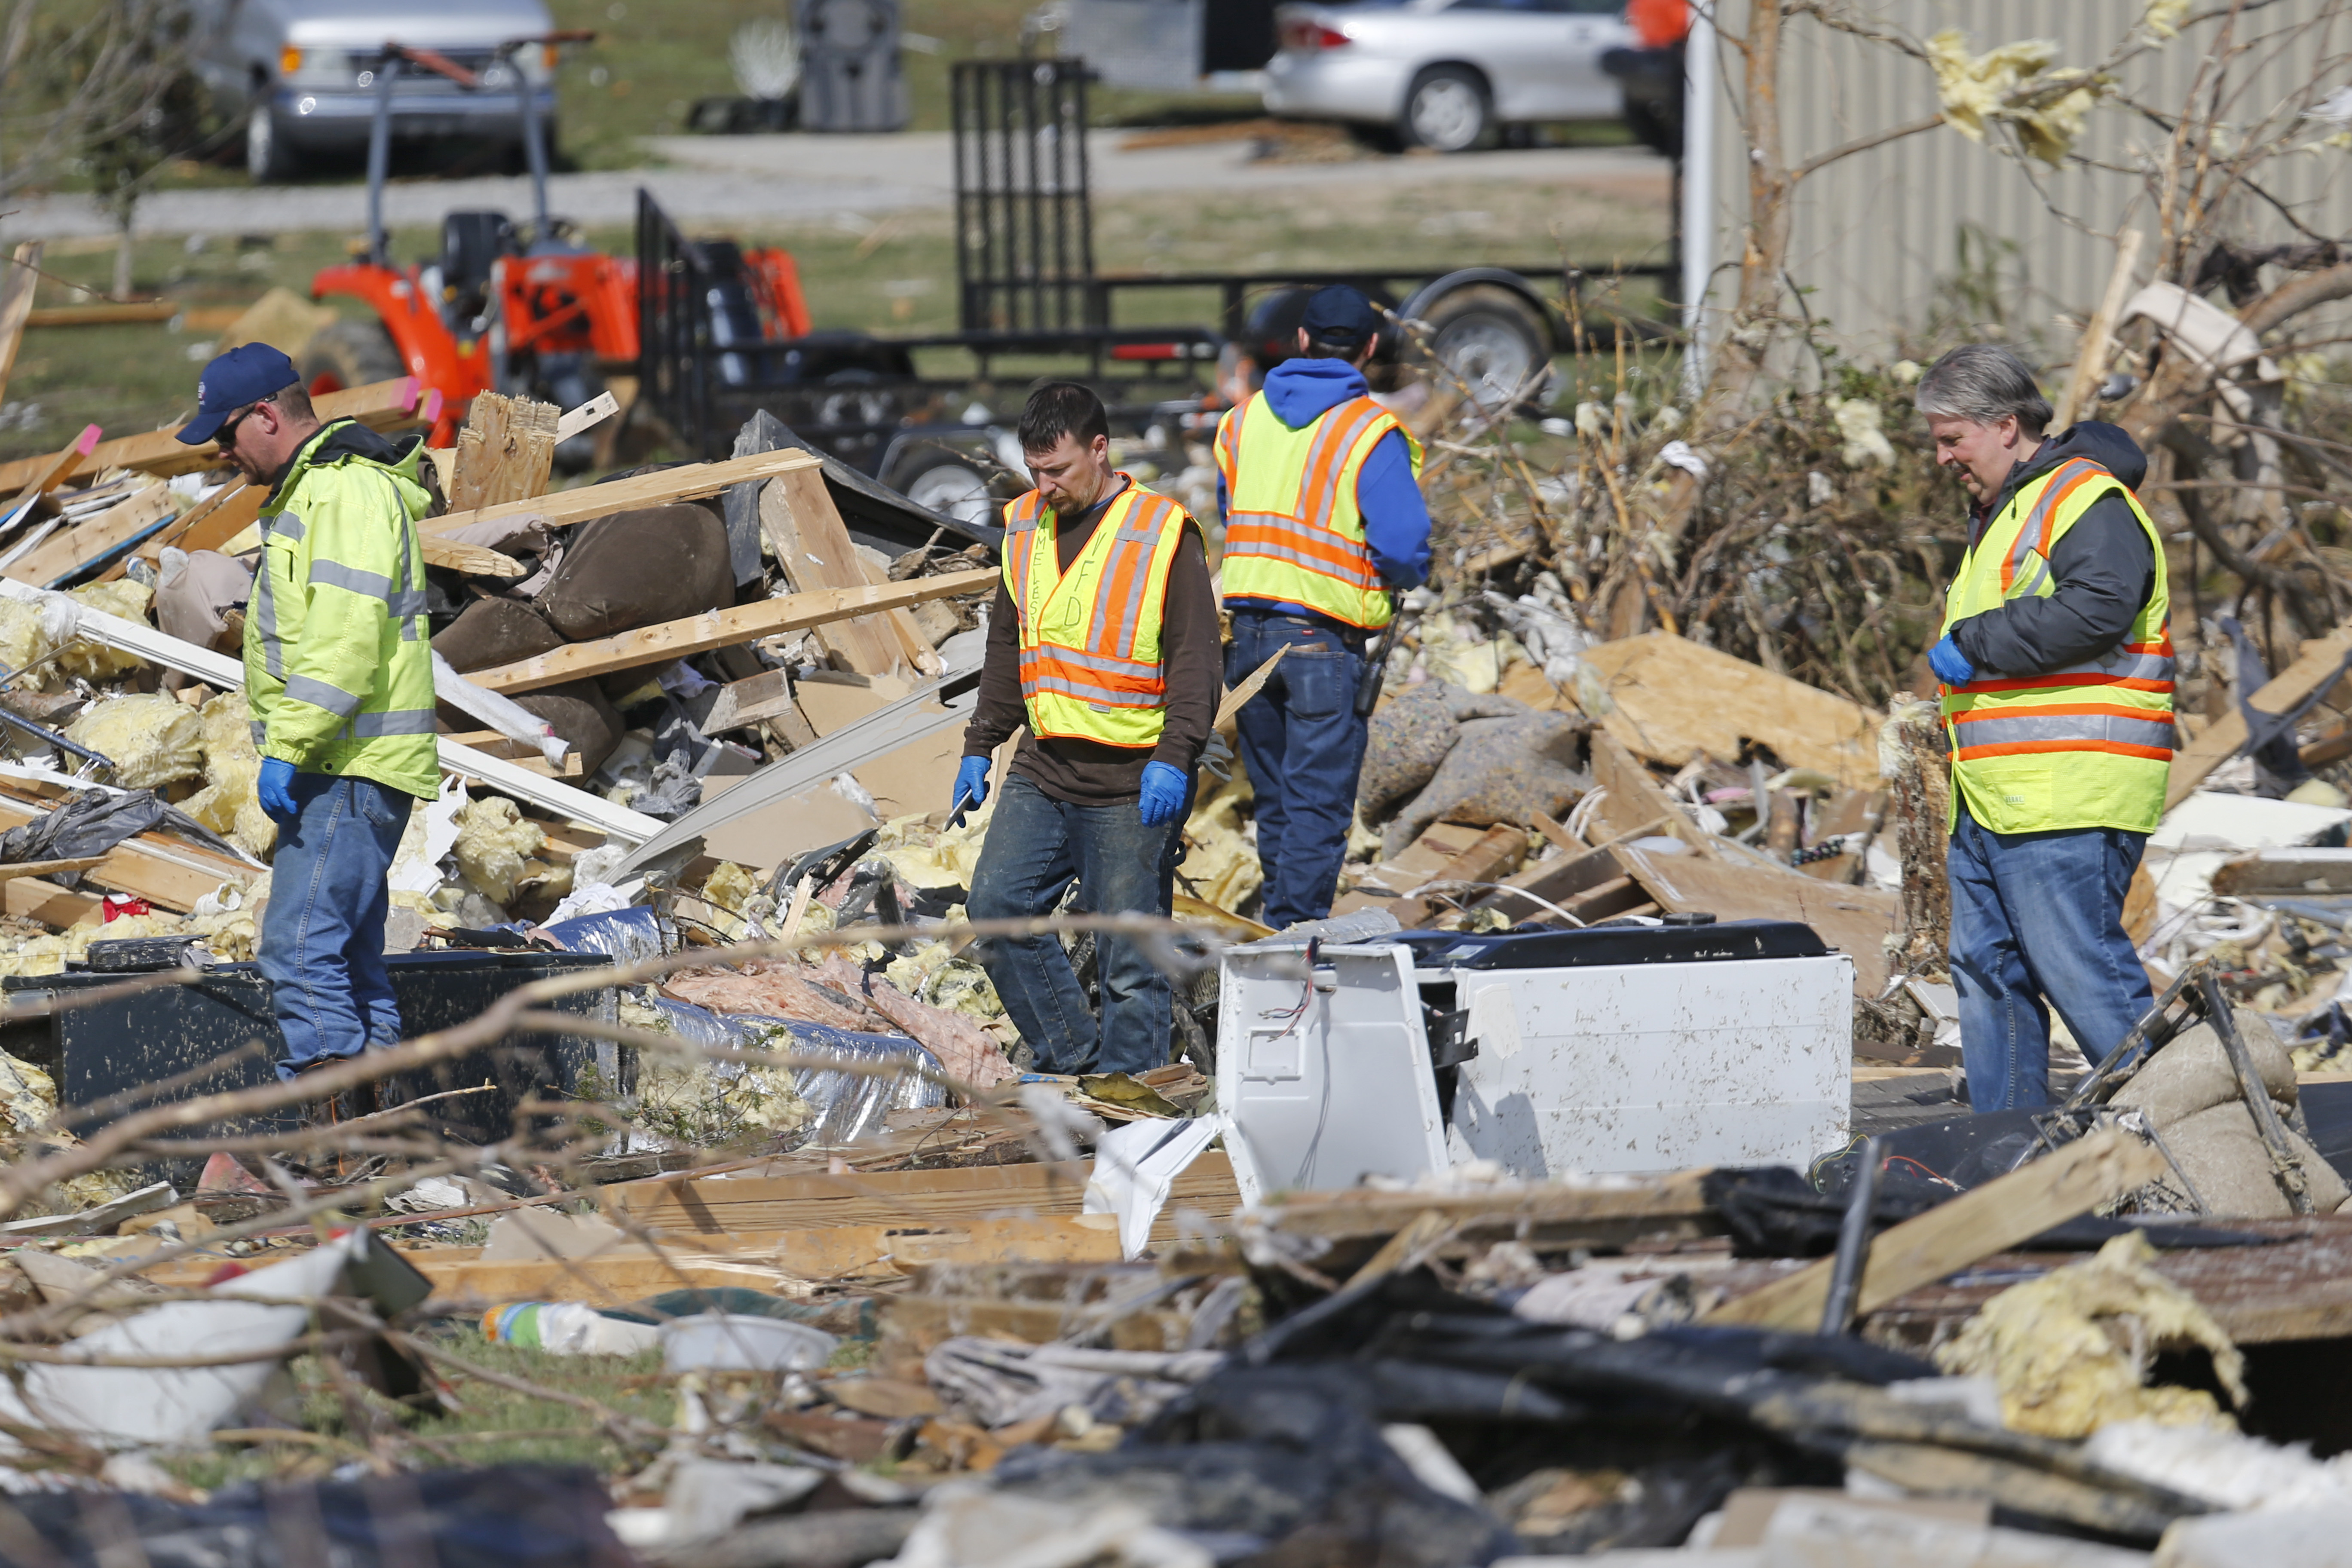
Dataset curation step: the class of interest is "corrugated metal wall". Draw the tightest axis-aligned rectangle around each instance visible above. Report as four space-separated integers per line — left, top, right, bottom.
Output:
1701 0 2352 359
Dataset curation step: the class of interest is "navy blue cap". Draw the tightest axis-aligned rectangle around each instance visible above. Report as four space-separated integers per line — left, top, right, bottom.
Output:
1301 285 1381 349
177 343 303 445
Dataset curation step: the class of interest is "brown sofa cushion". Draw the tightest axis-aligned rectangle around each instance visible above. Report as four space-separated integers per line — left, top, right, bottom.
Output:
533 504 734 641
434 598 565 674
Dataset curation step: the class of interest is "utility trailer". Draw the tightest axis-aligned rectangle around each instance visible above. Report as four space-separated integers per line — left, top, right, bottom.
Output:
640 58 1670 520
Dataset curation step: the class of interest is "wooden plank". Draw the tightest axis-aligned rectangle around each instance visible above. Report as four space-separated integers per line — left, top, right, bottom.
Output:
467 568 997 694
3 427 103 518
0 856 106 883
2168 619 2352 810
2 878 97 927
22 300 178 328
0 242 41 407
1393 824 1527 926
0 793 254 913
108 482 256 581
446 392 560 511
0 379 421 494
1591 730 1718 858
2211 849 2352 896
6 485 178 587
420 447 823 540
1578 633 1883 790
1703 1130 2170 1331
614 1154 1237 1235
554 391 620 443
1615 841 1898 995
757 466 924 676
420 537 523 576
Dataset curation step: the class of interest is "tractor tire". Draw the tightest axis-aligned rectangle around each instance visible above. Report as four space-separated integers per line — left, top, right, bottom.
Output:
1413 283 1550 413
298 319 404 397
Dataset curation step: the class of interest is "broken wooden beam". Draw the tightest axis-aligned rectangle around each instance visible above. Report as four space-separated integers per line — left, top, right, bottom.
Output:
0 242 40 407
0 377 425 494
466 568 997 694
6 485 178 588
0 793 256 913
2168 620 2352 809
447 392 560 511
1701 1129 2170 1331
760 466 933 677
420 447 823 540
3 427 102 520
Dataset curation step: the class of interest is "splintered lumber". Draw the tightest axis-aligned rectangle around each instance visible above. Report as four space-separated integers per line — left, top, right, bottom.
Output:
1703 1130 2171 1331
420 537 523 576
3 427 102 517
2168 619 2352 809
1614 841 1897 995
0 792 255 912
421 447 823 539
447 392 560 511
0 378 426 495
612 1155 1237 1235
466 568 998 694
759 466 930 676
0 579 665 843
1589 730 1719 857
110 481 258 581
554 390 620 442
6 484 178 588
0 242 40 406
1578 633 1882 789
1392 824 1527 926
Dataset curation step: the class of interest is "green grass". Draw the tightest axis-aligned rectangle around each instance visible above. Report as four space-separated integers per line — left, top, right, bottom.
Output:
156 1331 674 1492
0 169 1663 464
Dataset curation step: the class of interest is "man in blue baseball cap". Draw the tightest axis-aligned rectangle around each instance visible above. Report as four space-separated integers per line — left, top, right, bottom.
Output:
182 343 440 1118
1213 285 1431 929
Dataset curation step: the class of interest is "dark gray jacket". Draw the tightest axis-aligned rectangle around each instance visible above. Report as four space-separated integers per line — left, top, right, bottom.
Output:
1948 421 2157 678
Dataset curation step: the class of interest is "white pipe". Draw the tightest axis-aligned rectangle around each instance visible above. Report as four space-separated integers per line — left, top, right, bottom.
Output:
1679 4 1718 399
431 650 569 769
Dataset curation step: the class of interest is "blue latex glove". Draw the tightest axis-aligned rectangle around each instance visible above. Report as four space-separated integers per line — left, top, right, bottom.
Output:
952 755 992 817
1138 760 1189 826
1928 634 1975 687
257 757 299 825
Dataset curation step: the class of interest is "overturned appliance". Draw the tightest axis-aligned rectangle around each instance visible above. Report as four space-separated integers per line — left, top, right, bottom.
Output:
1216 913 1852 1201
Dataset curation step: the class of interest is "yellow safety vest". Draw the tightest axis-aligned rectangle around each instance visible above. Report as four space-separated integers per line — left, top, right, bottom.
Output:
1215 390 1422 630
1939 456 2175 836
1001 478 1191 749
246 420 439 800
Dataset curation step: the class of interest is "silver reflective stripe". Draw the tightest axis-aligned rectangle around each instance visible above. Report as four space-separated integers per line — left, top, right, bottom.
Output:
266 514 305 543
2048 649 2176 683
249 721 266 745
2010 557 2051 600
311 559 396 600
1222 536 1378 586
282 672 363 717
351 708 436 737
1106 495 1170 656
1953 713 2176 750
1022 674 1159 707
1022 643 1158 678
2006 460 2104 578
253 550 284 679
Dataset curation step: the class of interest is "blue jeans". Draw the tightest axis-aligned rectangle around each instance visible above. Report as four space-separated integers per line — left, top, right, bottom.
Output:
966 772 1184 1076
1227 609 1370 930
1947 798 2152 1110
260 773 413 1081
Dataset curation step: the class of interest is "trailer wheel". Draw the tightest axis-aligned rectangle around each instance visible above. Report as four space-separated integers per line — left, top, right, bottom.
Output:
299 320 404 397
884 445 998 527
1414 283 1550 412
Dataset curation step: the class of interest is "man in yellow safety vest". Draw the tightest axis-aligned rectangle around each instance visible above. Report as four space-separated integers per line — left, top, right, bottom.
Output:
957 384 1220 1076
177 343 437 1108
1215 285 1430 928
1917 343 2173 1110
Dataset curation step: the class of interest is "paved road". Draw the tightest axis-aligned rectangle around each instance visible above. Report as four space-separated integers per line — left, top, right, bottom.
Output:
0 135 1667 241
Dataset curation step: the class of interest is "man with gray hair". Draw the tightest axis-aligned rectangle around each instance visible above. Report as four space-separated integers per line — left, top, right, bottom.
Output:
1915 342 2172 1110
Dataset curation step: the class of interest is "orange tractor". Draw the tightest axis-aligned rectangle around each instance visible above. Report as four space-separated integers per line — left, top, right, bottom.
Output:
300 34 812 452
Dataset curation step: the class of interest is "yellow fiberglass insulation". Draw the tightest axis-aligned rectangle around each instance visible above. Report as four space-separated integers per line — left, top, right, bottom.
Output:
879 808 992 892
1179 774 1263 915
702 861 760 913
184 692 274 858
65 694 205 790
1934 1231 2248 1438
453 796 544 905
60 581 158 680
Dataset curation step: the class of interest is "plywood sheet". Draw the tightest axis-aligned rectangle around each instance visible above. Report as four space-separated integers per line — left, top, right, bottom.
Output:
1617 842 1897 996
1580 633 1881 789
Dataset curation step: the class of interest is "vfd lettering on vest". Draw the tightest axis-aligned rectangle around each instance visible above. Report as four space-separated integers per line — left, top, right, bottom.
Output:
1001 481 1191 749
1216 391 1424 630
1939 456 2175 836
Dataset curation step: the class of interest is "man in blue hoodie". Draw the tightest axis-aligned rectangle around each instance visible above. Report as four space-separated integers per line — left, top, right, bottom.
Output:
1215 286 1432 929
1917 343 2171 1110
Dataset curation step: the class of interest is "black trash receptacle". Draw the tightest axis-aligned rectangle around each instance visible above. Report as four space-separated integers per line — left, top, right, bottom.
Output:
1 951 623 1187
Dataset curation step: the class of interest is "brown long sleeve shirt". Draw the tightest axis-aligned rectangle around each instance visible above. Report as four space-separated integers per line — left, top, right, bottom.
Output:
962 478 1220 805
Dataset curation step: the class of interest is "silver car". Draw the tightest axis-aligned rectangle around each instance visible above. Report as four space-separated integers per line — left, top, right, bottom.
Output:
1264 0 1634 153
182 0 559 183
